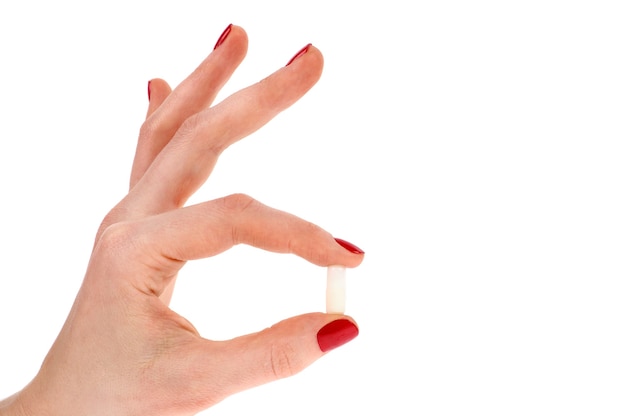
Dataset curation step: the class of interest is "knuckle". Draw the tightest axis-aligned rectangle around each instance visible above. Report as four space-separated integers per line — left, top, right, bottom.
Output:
219 193 258 246
269 342 298 380
300 222 330 264
95 221 142 259
138 117 159 141
140 103 177 139
221 193 257 214
97 204 128 235
302 219 324 236
178 114 225 156
138 120 151 138
178 113 200 136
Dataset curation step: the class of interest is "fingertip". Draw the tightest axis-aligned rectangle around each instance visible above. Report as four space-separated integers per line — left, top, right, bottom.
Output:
325 237 365 268
317 316 359 353
278 225 363 268
286 43 323 82
307 44 324 69
145 78 173 120
147 78 172 101
306 44 324 82
229 24 248 47
214 24 248 62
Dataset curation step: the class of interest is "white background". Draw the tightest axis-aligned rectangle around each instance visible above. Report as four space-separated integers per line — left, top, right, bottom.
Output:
1 1 625 415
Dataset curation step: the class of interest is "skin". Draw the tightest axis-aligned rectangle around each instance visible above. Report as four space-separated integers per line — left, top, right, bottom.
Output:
0 25 363 416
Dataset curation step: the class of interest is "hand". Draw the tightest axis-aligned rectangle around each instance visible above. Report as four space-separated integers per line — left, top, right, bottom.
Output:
0 25 364 416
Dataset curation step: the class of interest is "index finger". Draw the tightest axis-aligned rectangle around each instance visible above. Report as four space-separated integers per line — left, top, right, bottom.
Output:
94 194 363 297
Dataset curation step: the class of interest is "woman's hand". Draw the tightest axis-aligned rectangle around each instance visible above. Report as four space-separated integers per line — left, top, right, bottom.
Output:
1 25 364 416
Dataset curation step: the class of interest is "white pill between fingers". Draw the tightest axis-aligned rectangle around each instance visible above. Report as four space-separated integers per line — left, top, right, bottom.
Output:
326 265 346 314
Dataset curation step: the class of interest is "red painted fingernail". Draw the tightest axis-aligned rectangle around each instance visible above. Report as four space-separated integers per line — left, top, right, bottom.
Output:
317 319 359 352
214 24 233 50
335 238 365 254
147 80 152 100
286 43 312 66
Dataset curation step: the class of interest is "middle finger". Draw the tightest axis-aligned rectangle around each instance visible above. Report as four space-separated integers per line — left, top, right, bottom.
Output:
130 24 248 188
128 44 324 216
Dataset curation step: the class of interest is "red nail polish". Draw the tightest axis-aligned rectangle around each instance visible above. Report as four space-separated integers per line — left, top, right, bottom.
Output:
147 80 152 100
214 24 233 50
335 238 365 254
317 319 359 352
286 43 312 66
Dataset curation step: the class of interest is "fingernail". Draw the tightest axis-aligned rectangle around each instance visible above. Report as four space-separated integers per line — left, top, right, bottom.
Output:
317 319 359 352
147 80 152 100
286 43 312 66
335 238 365 254
214 24 233 50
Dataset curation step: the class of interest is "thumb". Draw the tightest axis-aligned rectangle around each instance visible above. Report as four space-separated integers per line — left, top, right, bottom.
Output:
202 313 359 399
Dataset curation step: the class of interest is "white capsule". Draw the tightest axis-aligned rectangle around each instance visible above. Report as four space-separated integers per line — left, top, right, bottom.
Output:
326 265 346 314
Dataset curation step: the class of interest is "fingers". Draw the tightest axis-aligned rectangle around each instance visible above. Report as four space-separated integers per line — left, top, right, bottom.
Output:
128 44 324 215
157 193 361 265
192 314 359 403
129 25 248 188
136 79 177 304
94 194 362 296
127 79 173 192
145 78 172 120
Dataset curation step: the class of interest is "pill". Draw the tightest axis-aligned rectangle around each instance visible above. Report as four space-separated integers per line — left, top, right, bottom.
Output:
326 265 346 314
